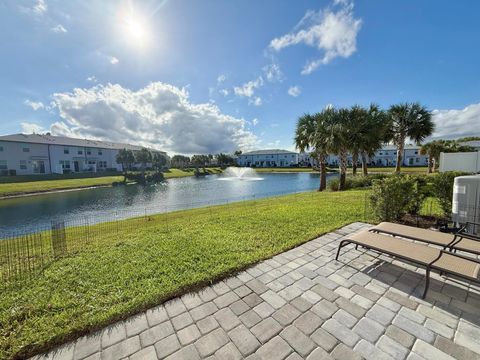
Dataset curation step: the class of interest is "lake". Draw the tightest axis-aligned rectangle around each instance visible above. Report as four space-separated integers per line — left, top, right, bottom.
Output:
0 172 335 235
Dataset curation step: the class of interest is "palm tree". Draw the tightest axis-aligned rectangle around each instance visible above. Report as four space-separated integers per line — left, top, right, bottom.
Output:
323 107 351 190
387 102 434 173
344 105 368 176
294 112 329 191
359 104 389 176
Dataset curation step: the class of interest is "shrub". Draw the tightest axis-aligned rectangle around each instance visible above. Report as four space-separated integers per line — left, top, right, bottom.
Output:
328 173 390 191
432 171 470 216
370 175 417 221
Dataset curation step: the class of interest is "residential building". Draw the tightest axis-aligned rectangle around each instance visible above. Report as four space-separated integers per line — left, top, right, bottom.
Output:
236 149 298 167
460 141 480 151
0 133 166 175
237 145 428 168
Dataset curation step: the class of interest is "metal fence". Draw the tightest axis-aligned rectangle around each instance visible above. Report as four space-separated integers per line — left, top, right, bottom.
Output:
0 189 459 285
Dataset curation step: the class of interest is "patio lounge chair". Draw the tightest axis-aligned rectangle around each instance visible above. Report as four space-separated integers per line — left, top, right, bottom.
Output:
370 222 480 257
335 230 480 298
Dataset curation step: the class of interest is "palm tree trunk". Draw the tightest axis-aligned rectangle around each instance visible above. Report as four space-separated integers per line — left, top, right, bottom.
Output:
317 153 327 191
395 141 404 173
361 152 368 176
352 153 358 176
338 151 348 190
427 155 433 173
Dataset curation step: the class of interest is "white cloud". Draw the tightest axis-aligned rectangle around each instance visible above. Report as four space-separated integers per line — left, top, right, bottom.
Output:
32 0 47 15
234 77 264 98
269 0 361 74
21 122 44 134
252 118 259 126
110 56 119 65
217 74 227 84
288 86 302 97
86 75 98 83
248 97 262 106
51 24 67 33
219 89 229 96
48 82 258 154
24 99 45 111
431 103 480 139
262 63 283 82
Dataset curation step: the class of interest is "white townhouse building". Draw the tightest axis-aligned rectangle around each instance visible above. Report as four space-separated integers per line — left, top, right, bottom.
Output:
302 145 428 168
236 149 298 168
0 133 166 176
460 141 480 151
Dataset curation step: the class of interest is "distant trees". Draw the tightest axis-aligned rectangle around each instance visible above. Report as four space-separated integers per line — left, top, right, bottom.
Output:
135 148 153 177
171 155 190 169
387 103 434 173
215 153 234 166
116 148 135 182
152 152 168 172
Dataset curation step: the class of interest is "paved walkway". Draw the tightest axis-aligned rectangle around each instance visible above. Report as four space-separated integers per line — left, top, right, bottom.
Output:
34 222 480 360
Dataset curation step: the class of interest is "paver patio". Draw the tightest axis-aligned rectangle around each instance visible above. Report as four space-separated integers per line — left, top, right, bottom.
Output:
33 222 480 360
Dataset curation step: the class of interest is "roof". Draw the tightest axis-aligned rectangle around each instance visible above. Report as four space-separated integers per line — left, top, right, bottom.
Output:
0 133 165 153
240 149 298 156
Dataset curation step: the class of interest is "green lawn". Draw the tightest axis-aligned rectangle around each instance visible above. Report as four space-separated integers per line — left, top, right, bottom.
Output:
255 167 317 173
0 168 224 197
365 166 429 174
0 189 373 359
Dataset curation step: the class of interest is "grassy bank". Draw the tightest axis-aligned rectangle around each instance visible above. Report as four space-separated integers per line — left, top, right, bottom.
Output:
1 189 372 359
365 166 429 174
0 168 224 197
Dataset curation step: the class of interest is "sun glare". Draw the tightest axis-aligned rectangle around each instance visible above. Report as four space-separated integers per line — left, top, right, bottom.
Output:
119 8 151 49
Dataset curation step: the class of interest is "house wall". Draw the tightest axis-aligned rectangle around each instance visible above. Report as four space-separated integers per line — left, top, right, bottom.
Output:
237 153 298 167
0 141 50 174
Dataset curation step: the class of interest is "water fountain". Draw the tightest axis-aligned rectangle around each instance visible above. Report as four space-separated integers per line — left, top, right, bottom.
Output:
219 167 264 181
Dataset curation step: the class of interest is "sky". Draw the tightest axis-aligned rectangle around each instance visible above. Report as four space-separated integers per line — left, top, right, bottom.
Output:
0 0 479 155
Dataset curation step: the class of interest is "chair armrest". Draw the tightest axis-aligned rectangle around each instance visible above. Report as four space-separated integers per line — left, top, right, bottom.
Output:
439 249 480 264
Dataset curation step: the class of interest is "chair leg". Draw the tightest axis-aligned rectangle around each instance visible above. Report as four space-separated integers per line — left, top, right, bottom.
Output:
355 244 359 250
335 240 349 261
422 267 431 299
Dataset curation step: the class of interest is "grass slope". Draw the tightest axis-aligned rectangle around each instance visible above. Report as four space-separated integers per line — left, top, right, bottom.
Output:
0 168 224 197
0 190 372 359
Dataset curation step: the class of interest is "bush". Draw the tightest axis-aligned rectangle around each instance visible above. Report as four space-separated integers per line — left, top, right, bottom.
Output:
432 171 470 216
328 173 390 191
370 175 418 221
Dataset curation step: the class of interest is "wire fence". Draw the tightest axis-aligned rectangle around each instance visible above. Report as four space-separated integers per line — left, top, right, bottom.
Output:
1 189 476 286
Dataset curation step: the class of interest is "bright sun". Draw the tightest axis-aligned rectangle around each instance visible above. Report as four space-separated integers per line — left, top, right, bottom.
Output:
120 9 151 49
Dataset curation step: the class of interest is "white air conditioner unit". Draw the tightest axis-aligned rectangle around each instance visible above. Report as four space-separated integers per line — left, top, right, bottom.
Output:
452 175 480 235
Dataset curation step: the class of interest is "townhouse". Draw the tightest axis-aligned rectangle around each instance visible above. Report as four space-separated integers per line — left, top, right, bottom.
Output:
0 133 166 175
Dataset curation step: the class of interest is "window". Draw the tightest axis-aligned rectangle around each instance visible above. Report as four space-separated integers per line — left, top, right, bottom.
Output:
0 160 7 170
98 161 107 168
0 145 3 152
98 149 103 155
19 160 27 170
22 146 30 152
86 149 92 155
60 160 71 169
64 147 69 154
78 149 83 155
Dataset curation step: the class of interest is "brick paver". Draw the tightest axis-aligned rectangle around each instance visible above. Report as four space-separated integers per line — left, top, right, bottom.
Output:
33 223 480 359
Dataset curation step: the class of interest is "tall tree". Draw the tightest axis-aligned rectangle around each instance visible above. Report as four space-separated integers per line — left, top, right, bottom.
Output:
115 148 135 182
323 107 351 190
135 148 152 177
359 104 389 176
170 155 190 169
152 152 167 173
345 105 368 176
387 102 434 173
294 112 329 191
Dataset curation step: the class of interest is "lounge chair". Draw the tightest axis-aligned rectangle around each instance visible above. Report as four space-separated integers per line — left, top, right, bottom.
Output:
335 230 480 298
370 222 480 257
